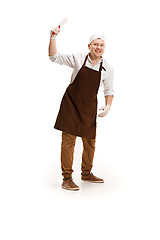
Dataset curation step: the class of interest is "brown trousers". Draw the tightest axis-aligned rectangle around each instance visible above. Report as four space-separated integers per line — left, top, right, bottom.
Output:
61 131 96 180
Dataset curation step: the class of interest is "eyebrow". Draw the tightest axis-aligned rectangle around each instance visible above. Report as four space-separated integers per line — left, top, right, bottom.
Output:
93 43 105 45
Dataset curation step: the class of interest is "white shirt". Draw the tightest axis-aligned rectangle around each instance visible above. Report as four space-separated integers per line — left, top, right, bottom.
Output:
49 52 114 97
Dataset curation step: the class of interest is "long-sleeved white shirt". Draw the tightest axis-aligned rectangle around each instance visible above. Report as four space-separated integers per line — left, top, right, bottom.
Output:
49 52 114 97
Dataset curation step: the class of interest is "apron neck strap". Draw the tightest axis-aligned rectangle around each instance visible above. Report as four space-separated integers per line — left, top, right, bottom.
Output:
99 60 103 72
83 54 89 66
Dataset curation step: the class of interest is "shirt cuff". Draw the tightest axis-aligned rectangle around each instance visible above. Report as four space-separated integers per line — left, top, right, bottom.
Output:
49 53 58 62
104 90 114 97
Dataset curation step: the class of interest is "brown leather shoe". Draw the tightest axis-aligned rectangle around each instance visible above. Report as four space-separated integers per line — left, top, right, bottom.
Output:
81 172 104 183
61 179 80 191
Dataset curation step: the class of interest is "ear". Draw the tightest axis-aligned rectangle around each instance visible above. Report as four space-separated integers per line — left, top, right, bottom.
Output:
88 44 90 49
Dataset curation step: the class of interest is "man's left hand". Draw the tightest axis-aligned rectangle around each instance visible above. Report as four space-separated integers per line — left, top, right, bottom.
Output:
98 105 111 117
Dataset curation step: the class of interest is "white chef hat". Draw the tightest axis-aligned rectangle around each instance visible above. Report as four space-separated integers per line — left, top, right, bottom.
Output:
89 34 105 44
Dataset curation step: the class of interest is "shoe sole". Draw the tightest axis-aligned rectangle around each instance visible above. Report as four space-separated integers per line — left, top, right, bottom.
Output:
81 179 104 183
62 185 80 191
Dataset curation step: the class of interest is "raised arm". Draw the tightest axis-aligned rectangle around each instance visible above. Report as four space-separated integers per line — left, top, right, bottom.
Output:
48 27 60 56
49 39 57 56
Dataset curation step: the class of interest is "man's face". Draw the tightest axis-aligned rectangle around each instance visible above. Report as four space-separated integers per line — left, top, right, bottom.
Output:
88 38 105 58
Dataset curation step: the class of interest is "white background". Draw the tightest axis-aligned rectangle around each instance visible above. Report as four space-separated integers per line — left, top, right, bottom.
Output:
0 0 160 239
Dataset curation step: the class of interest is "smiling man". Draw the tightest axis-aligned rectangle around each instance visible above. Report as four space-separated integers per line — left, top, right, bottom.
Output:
49 27 114 191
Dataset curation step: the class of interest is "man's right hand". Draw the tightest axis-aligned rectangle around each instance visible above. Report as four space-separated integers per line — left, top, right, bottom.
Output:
50 26 60 39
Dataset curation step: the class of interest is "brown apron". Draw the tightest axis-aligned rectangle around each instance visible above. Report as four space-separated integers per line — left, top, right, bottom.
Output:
54 54 103 139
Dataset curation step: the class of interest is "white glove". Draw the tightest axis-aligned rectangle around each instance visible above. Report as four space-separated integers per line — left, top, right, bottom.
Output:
50 26 60 39
98 105 111 117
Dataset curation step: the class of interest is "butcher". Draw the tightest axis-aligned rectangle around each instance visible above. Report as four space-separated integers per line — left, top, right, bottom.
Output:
49 23 114 191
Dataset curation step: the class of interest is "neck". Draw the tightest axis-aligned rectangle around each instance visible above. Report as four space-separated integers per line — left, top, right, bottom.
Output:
89 52 102 63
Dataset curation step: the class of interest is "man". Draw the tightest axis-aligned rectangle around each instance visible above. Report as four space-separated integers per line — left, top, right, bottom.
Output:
48 26 114 191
